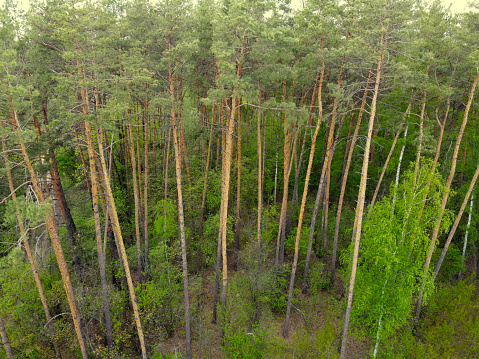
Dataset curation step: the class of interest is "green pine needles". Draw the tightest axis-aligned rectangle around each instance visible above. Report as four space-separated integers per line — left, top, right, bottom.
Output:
342 160 454 357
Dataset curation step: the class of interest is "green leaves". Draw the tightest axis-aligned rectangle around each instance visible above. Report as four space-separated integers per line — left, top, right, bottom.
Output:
343 160 453 352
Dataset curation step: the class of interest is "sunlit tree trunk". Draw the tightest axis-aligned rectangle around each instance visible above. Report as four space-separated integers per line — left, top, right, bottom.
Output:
369 102 412 212
283 72 324 337
2 129 62 359
330 68 373 283
433 162 479 279
340 48 384 359
9 105 89 359
95 125 148 359
168 55 192 358
459 194 474 279
415 71 479 318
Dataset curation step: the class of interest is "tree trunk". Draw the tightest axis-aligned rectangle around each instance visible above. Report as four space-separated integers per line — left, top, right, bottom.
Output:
84 120 114 350
459 194 474 279
143 106 150 282
196 122 214 274
330 68 373 283
415 71 479 318
283 75 324 337
340 49 383 359
257 83 263 261
9 105 89 359
2 130 62 359
127 121 143 286
0 314 14 359
168 59 192 359
369 102 412 212
234 103 242 271
286 72 320 239
433 162 479 279
95 125 148 359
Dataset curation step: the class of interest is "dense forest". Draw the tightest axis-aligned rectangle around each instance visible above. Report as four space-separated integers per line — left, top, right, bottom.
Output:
0 0 478 357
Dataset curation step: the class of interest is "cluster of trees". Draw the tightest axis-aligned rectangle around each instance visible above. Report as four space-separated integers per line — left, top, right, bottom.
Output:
0 0 478 357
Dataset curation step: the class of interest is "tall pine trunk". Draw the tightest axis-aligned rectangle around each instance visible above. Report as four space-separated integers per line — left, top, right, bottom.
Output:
283 75 324 337
330 68 373 283
168 58 192 359
415 70 479 318
340 48 384 359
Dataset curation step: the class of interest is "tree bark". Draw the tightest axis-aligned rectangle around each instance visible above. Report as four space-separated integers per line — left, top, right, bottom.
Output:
95 125 148 359
369 102 412 212
9 105 89 359
433 162 479 279
283 75 324 337
330 68 373 283
256 83 263 261
340 49 383 359
415 70 479 318
2 129 62 359
459 194 474 279
0 314 14 359
127 120 144 286
168 58 192 358
234 103 242 271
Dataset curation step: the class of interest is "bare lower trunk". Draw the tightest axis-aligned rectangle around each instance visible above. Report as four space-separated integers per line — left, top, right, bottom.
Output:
169 60 192 359
434 163 479 279
330 68 373 282
2 131 61 359
84 121 114 350
10 106 88 358
369 103 412 212
96 126 148 359
459 194 474 279
415 71 479 318
340 49 383 359
0 314 14 359
256 83 263 261
283 75 324 337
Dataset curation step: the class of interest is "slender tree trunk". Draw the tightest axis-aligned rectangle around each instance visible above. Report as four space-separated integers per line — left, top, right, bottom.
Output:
2 130 62 359
459 194 474 279
414 90 428 184
369 103 412 212
196 122 214 274
283 78 324 337
74 125 93 200
433 162 479 279
0 314 14 359
257 83 263 261
415 71 479 318
340 49 384 359
127 121 143 286
9 105 88 359
95 125 148 359
164 129 171 201
286 72 320 238
84 121 114 350
274 128 298 277
143 106 150 282
330 68 373 283
234 104 242 271
168 59 192 359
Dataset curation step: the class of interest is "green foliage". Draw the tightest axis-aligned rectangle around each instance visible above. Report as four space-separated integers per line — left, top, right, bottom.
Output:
284 225 310 257
342 160 453 353
220 271 270 359
138 237 183 338
153 198 178 241
380 277 479 358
